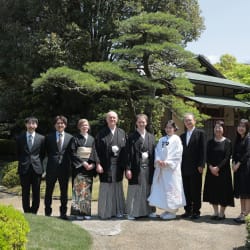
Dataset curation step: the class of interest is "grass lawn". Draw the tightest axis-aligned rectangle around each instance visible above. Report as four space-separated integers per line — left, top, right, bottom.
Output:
24 213 92 250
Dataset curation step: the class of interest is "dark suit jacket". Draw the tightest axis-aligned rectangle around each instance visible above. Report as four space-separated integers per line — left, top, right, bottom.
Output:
16 132 45 175
127 130 155 185
180 128 206 176
45 131 73 176
93 126 127 183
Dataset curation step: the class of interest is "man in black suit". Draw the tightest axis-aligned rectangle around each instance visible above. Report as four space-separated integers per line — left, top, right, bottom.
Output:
44 115 73 219
16 117 45 214
180 113 206 219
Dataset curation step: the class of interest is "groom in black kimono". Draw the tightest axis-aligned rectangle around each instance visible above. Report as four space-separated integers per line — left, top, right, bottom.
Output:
94 111 127 219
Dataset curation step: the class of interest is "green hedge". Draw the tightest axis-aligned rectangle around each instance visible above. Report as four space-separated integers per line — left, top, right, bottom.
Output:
1 161 20 188
0 205 30 250
0 139 16 156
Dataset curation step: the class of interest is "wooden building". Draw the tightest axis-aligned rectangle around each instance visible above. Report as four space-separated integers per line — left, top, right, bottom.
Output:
174 55 250 141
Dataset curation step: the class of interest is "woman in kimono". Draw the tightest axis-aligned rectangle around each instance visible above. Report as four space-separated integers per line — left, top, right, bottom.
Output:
203 120 234 220
232 119 250 224
126 114 156 220
148 120 186 220
70 119 96 220
94 111 127 219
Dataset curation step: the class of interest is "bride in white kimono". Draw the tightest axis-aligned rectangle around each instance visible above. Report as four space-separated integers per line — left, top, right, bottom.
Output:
148 120 186 220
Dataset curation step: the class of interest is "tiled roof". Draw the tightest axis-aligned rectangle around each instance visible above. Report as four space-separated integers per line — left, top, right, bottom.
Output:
186 72 250 92
187 95 250 109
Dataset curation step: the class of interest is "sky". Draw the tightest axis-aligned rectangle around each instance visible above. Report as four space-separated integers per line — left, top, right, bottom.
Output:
186 0 250 64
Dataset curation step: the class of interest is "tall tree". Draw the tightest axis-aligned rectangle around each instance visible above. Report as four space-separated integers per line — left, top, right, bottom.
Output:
86 11 206 133
214 54 250 102
140 0 205 42
0 0 206 134
33 11 207 135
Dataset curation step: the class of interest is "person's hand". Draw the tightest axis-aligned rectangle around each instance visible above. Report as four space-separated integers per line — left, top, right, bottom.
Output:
156 160 165 168
83 161 89 169
209 165 219 176
232 162 240 172
163 161 168 167
126 170 132 179
96 164 104 174
41 172 46 179
197 166 203 174
85 163 94 171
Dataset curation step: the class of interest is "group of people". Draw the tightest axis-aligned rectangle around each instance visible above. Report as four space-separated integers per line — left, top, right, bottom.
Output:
16 111 250 224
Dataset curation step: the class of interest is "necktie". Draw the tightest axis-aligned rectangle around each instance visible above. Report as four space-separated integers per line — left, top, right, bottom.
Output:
58 133 62 151
28 134 33 150
186 131 191 145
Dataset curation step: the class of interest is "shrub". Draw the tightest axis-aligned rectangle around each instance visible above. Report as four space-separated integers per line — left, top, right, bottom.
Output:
0 205 30 250
2 161 17 176
246 215 250 248
0 139 16 157
1 161 20 187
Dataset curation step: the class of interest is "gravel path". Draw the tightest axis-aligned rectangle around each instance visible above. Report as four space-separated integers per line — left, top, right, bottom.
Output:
0 188 247 250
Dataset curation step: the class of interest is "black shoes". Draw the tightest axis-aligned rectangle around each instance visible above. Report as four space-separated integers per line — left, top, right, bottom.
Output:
216 215 225 220
59 214 68 220
210 214 225 221
181 212 192 218
234 213 245 224
234 217 245 224
181 212 200 219
210 215 218 220
190 213 200 220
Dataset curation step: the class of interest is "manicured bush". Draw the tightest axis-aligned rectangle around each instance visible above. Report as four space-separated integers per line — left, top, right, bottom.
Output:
2 161 17 176
0 205 30 250
0 139 16 156
246 215 250 248
1 161 20 187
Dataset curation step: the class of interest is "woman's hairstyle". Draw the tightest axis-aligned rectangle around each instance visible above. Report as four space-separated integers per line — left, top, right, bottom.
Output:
77 119 90 129
214 120 224 128
165 120 178 131
237 118 249 136
136 113 148 122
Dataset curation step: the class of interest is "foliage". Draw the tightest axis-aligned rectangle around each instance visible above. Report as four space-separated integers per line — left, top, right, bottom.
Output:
84 11 205 132
0 0 205 134
215 55 250 85
0 139 16 156
24 213 92 250
140 0 205 43
1 161 20 188
214 54 238 73
1 161 18 178
214 54 250 102
0 204 30 250
160 95 209 127
33 66 109 93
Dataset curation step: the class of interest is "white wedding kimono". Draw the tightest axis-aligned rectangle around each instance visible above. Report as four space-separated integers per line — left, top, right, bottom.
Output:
148 134 186 211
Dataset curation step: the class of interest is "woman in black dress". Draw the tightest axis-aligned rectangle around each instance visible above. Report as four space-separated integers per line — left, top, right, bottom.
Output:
203 120 234 220
233 119 250 224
